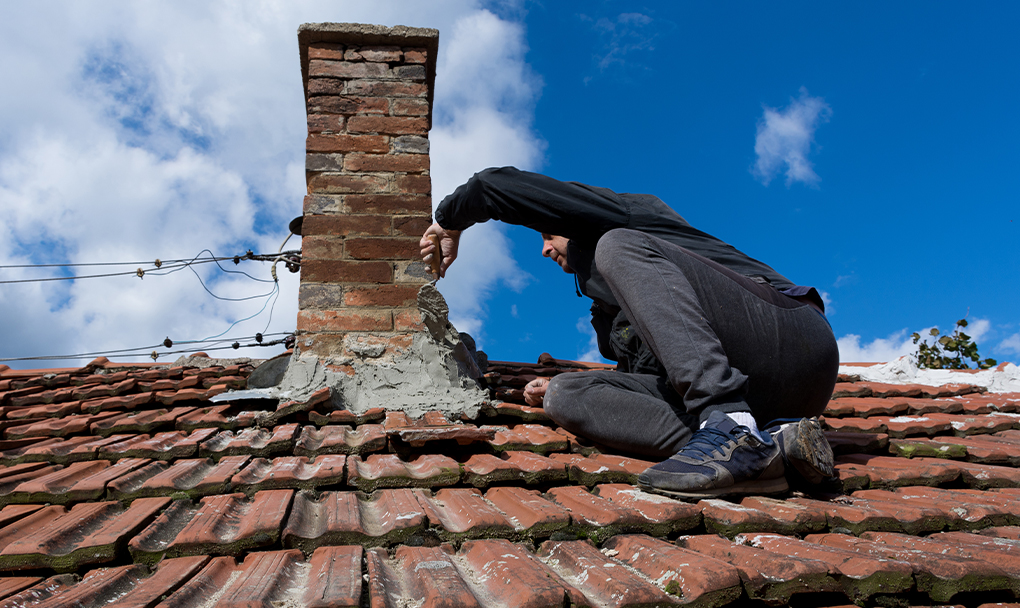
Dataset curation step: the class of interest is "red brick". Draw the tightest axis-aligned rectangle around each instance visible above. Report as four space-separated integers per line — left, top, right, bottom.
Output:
307 173 388 194
393 309 424 332
297 309 392 332
307 43 344 60
403 48 427 64
306 133 387 153
344 283 420 306
348 116 427 135
345 80 427 97
301 235 345 260
392 215 432 237
344 285 421 307
300 260 392 283
347 194 431 214
303 215 390 237
396 174 431 194
345 237 419 260
360 46 402 62
344 153 429 173
391 98 429 116
309 59 392 79
307 95 389 115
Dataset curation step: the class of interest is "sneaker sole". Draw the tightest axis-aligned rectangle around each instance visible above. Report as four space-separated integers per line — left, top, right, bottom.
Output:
637 476 789 501
784 418 834 485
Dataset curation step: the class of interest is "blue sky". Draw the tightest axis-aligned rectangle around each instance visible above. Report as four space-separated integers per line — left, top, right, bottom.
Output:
0 1 1016 369
474 2 1020 365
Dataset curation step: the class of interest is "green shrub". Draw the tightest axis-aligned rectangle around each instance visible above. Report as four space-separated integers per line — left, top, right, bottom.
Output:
911 318 997 370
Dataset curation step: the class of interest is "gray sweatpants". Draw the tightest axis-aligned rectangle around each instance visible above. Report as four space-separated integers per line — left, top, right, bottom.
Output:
543 229 839 460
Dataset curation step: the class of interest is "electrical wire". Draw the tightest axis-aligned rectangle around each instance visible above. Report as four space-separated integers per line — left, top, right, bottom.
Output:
0 332 293 363
0 250 300 284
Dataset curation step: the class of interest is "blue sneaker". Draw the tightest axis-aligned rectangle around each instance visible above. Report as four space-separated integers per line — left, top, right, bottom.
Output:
637 411 788 499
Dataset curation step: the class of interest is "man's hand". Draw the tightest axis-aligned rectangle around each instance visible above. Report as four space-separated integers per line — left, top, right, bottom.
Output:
523 377 549 406
420 223 461 278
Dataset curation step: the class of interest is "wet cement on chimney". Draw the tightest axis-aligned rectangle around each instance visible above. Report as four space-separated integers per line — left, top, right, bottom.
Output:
266 284 489 419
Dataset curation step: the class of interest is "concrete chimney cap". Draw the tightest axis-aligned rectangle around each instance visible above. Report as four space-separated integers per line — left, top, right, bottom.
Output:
298 22 440 122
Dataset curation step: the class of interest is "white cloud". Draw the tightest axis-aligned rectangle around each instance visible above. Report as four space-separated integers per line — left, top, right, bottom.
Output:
0 1 543 368
837 330 917 363
431 10 545 347
999 333 1020 356
752 87 832 187
576 316 605 363
819 291 833 315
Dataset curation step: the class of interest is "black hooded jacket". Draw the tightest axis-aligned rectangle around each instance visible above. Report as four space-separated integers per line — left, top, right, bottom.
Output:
435 167 821 371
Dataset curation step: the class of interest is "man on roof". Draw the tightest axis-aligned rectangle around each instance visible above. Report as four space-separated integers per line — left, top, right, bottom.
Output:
420 167 839 499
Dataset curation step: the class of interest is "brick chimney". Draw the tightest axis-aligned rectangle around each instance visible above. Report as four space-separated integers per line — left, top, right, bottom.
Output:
295 23 439 367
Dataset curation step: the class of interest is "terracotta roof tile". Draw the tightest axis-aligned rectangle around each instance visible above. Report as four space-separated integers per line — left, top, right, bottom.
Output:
483 486 571 535
678 533 840 603
461 451 566 487
101 429 218 460
384 410 496 446
229 454 346 493
0 497 168 572
537 539 677 607
308 407 385 426
197 423 298 458
284 488 430 551
1 358 1018 606
3 458 148 505
129 490 293 563
605 534 744 606
348 453 460 491
739 532 915 603
487 423 569 454
108 455 249 500
806 531 1015 602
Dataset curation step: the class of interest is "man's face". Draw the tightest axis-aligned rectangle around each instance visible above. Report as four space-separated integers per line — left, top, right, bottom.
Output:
541 234 573 273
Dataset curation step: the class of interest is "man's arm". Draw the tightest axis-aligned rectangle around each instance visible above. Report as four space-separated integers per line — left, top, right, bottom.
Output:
434 167 631 246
